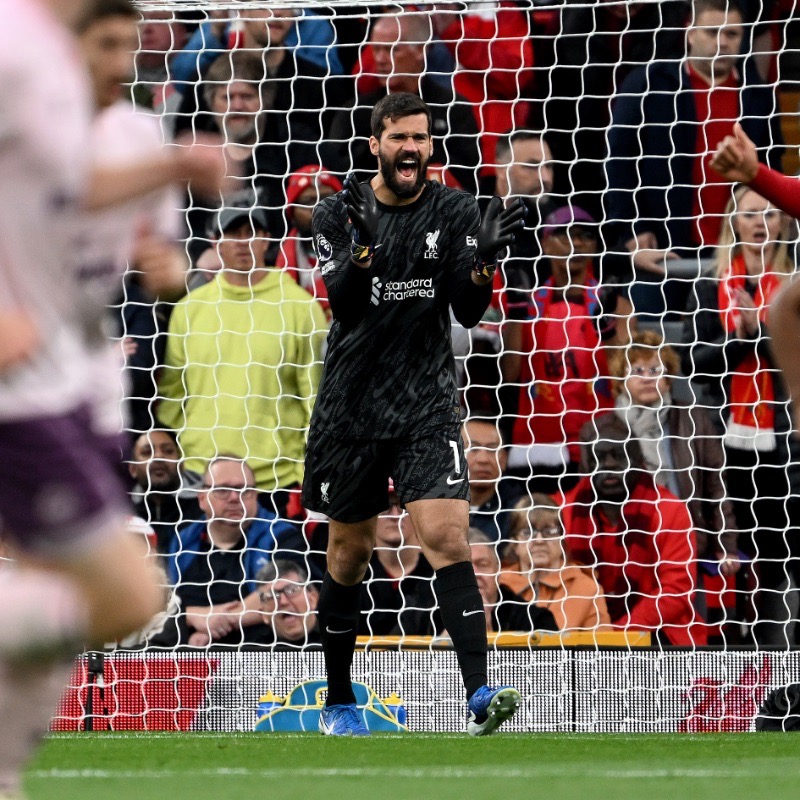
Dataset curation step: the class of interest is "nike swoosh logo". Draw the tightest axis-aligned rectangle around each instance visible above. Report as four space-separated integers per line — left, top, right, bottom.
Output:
462 609 483 617
446 476 464 485
325 627 354 634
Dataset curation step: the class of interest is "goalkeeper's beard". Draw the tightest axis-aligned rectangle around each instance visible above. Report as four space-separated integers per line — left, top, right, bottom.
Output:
378 152 429 199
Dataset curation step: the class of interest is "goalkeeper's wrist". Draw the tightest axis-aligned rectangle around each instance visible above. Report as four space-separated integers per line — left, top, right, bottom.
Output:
473 254 498 282
351 239 376 265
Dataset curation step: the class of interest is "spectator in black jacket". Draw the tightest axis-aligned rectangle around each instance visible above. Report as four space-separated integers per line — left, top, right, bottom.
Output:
546 0 688 219
361 482 435 637
179 50 331 255
605 0 783 314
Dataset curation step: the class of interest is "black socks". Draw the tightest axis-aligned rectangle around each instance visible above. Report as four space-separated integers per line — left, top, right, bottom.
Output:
433 561 488 700
318 572 363 707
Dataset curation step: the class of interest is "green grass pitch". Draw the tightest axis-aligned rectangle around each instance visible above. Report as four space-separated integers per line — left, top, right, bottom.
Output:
25 732 800 800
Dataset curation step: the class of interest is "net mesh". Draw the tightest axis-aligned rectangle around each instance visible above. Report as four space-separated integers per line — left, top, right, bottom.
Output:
27 0 800 729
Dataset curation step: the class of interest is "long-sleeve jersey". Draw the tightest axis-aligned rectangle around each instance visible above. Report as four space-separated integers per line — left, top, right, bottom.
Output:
751 163 800 220
310 180 491 440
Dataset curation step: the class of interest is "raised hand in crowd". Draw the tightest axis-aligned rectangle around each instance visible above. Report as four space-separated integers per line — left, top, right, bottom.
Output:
625 231 679 276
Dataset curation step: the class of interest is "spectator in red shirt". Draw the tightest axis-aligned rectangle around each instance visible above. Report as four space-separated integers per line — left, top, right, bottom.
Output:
501 205 632 494
277 164 343 321
560 413 705 646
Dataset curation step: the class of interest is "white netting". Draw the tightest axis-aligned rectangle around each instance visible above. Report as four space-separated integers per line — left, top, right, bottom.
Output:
41 0 800 729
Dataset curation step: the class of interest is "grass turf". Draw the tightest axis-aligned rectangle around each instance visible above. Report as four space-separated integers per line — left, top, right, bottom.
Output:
26 732 799 800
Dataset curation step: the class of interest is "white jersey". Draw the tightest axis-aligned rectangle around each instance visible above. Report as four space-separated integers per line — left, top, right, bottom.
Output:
0 0 94 420
76 101 182 435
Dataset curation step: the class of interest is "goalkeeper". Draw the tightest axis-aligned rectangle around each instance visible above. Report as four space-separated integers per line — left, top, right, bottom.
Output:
302 93 525 737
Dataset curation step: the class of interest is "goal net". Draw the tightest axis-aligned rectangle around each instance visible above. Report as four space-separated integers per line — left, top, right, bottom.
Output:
44 0 800 731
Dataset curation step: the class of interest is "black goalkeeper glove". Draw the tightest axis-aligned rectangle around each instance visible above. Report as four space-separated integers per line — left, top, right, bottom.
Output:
474 197 526 280
343 173 380 263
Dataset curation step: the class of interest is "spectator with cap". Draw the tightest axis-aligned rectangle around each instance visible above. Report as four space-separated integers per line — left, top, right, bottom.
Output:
501 204 632 495
157 201 328 495
277 164 343 321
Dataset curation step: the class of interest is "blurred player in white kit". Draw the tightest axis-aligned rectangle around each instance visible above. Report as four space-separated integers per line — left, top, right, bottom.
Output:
0 1 224 796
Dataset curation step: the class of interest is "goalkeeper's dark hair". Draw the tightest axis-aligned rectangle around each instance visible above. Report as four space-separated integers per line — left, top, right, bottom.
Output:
75 0 137 33
371 93 432 140
691 0 745 21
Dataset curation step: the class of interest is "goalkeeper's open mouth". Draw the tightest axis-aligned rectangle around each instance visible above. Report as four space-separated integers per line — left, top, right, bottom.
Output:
396 157 420 181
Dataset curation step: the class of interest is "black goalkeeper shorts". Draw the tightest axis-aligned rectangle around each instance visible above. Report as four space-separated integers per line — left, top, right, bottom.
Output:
302 423 469 523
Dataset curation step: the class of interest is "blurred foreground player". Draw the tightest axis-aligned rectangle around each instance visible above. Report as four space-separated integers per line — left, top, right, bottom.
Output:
0 1 223 796
303 93 525 736
75 0 190 450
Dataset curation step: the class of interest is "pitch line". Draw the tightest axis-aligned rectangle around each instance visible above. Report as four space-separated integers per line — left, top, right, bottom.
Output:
29 766 792 780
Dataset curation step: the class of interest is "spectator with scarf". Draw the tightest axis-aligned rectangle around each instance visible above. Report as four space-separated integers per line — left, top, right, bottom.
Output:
606 331 740 576
683 184 800 646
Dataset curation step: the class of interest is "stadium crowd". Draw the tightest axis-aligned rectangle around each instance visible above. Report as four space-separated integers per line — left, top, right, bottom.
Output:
35 0 800 650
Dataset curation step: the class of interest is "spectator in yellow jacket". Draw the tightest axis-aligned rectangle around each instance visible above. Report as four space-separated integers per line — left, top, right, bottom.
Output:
157 202 327 492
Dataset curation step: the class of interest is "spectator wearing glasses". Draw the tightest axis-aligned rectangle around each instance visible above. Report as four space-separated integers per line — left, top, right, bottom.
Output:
255 559 321 649
501 494 610 633
165 456 304 646
607 331 740 576
502 205 632 495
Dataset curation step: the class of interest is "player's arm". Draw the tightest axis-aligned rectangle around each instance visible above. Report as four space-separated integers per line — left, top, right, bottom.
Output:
83 136 225 212
711 122 800 219
447 196 525 328
314 181 376 329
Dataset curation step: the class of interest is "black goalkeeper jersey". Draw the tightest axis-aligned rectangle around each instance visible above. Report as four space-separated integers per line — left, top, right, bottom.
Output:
310 180 491 441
